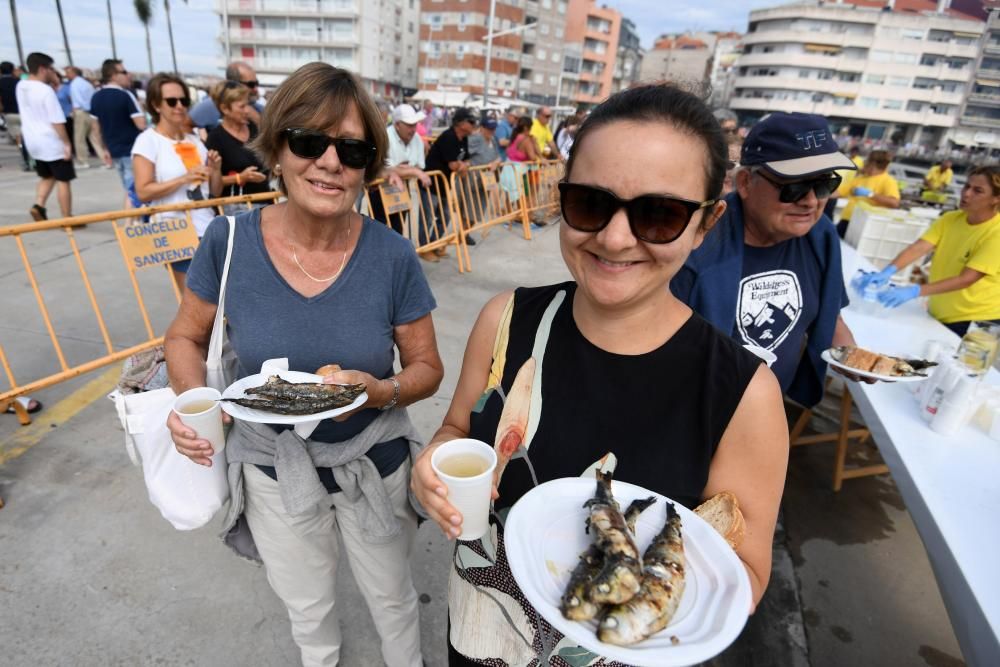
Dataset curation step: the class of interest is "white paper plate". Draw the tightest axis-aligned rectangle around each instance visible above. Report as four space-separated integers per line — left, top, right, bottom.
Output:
220 370 368 424
504 477 751 667
821 349 929 383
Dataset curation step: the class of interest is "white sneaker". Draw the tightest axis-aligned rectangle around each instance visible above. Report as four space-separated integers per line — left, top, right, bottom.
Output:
76 162 91 169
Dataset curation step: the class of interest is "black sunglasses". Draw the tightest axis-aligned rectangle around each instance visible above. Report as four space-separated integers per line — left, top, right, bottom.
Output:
240 79 259 88
755 170 842 203
283 128 377 169
115 69 128 75
164 96 191 108
559 182 716 244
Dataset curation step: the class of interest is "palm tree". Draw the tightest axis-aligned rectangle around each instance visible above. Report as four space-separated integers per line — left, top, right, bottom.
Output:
54 0 73 66
8 0 25 66
164 0 188 76
134 0 154 75
107 0 117 59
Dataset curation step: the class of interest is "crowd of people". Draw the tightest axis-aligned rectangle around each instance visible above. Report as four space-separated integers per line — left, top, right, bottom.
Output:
3 50 1000 666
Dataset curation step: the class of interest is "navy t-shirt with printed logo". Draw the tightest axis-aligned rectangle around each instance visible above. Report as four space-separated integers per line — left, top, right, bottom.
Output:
735 239 846 392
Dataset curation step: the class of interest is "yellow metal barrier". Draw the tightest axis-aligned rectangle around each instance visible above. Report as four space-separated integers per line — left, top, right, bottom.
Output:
450 164 533 270
362 170 468 273
0 191 280 425
519 159 563 222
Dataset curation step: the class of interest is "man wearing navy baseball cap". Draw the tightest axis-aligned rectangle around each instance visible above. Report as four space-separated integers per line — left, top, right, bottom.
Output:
672 112 867 407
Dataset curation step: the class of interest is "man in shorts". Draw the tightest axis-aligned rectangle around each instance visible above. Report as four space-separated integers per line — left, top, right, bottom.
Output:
16 52 74 221
90 59 146 207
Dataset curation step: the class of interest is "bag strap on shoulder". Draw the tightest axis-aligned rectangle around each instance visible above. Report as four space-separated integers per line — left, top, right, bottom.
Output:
206 216 236 366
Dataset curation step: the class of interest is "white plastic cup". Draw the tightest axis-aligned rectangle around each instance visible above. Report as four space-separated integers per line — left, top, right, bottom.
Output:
743 344 777 368
431 438 497 540
173 387 226 454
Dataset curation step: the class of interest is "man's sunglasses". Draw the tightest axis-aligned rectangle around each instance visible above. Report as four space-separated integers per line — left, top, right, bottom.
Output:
164 96 191 108
115 69 128 75
241 79 259 88
755 170 842 203
283 128 377 169
558 182 716 244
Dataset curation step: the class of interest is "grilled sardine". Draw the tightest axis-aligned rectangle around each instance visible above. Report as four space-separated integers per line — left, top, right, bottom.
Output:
598 502 686 646
585 471 643 605
561 496 656 621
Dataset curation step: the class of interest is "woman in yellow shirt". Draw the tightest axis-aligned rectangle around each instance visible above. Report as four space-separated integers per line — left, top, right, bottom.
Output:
858 166 1000 336
835 149 900 238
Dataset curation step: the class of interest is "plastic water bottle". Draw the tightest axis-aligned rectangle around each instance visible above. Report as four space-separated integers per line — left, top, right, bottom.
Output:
862 282 881 316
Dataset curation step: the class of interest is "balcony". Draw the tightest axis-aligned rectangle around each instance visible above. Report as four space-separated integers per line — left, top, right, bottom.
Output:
732 74 861 97
229 27 356 47
219 0 357 17
729 95 957 128
735 52 866 73
742 29 873 50
985 42 1000 56
918 41 980 60
958 114 1000 129
967 91 1000 106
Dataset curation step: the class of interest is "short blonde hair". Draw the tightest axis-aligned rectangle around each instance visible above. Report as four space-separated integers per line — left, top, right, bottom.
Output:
250 62 387 189
210 80 250 113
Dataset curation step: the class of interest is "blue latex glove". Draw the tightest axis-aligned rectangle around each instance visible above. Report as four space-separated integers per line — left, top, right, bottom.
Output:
857 265 896 292
852 186 873 197
878 284 920 308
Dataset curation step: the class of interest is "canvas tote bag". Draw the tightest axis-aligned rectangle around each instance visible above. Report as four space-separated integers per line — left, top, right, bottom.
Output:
111 216 239 530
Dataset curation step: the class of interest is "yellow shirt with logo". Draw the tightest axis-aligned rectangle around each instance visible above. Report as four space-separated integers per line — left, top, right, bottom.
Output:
837 171 901 222
921 209 1000 323
530 119 554 157
924 165 953 191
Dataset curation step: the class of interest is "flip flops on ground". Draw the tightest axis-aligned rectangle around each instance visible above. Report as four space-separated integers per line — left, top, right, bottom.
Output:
5 396 43 414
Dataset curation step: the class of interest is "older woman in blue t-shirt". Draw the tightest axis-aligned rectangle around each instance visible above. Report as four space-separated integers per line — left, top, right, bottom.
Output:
163 63 443 667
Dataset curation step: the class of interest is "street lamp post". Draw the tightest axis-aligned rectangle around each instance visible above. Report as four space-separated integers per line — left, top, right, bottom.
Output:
482 8 538 109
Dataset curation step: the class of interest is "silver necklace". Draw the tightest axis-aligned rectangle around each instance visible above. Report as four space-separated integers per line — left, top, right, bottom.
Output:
285 208 352 283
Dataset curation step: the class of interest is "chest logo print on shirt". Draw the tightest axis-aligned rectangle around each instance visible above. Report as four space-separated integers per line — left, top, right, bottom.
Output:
737 270 803 352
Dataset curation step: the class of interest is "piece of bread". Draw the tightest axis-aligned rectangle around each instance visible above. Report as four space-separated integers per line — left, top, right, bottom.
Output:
842 346 881 372
315 364 341 376
694 491 746 551
870 356 897 376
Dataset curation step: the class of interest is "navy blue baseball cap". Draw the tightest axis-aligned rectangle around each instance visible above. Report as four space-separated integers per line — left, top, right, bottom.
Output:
741 112 855 178
482 118 498 130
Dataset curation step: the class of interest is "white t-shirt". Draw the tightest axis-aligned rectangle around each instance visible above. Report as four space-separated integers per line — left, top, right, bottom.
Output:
131 128 215 236
15 79 67 162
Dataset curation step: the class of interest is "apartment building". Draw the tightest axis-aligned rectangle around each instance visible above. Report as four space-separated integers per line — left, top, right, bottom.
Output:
639 34 713 86
416 0 525 100
519 0 572 105
564 0 621 108
708 31 743 108
728 1 985 149
612 17 643 94
953 9 1000 154
218 0 420 99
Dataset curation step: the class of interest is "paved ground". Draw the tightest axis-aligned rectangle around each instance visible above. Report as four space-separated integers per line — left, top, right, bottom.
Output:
0 149 967 666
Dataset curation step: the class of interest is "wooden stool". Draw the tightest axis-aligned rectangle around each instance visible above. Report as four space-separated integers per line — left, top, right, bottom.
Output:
789 384 889 491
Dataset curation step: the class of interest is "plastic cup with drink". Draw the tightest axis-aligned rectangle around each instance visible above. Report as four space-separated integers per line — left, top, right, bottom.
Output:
431 438 498 540
173 387 226 456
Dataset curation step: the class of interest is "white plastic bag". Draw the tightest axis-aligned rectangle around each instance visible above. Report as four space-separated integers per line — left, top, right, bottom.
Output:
110 216 238 530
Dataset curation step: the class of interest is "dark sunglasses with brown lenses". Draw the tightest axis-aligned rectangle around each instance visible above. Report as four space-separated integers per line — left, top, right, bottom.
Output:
163 96 191 108
558 182 716 244
283 128 377 169
754 169 842 203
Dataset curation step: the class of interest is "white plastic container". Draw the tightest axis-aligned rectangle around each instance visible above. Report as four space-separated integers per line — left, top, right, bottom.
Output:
431 438 498 540
173 387 226 454
931 375 979 436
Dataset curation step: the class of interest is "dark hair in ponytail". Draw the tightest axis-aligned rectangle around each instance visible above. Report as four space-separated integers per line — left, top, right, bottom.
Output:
565 84 728 202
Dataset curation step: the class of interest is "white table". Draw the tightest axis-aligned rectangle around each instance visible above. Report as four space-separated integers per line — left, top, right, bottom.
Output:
839 242 1000 667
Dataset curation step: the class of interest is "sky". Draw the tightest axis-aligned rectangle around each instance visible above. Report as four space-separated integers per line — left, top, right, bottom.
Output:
1 0 784 76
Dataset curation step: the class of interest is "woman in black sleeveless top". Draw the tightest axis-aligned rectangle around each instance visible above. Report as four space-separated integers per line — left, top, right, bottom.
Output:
413 86 789 666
